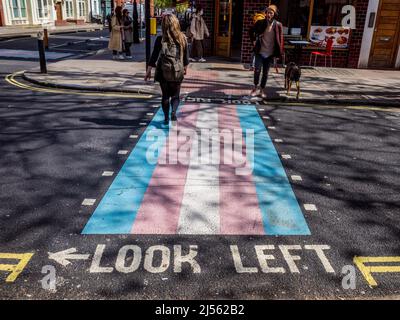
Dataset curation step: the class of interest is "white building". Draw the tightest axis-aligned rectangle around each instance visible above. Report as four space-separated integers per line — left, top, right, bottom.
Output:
0 0 91 26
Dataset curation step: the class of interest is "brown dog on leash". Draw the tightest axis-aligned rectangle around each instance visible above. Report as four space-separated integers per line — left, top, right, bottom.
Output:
284 62 301 100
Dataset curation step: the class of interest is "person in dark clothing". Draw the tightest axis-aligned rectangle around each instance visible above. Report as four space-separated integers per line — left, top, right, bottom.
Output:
249 5 284 99
145 14 189 125
122 9 133 58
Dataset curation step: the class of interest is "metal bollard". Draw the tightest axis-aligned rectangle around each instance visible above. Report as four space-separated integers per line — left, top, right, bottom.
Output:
43 28 49 50
37 31 47 74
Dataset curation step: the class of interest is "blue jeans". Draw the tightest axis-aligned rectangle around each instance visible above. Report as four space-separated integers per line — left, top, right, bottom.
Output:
254 54 274 89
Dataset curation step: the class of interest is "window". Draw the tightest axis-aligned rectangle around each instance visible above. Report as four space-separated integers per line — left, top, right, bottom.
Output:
10 0 27 19
93 0 98 15
271 0 311 37
66 0 74 18
37 0 49 18
312 0 351 26
78 0 85 17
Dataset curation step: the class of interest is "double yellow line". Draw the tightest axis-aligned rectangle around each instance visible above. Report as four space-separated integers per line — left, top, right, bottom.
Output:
5 71 154 99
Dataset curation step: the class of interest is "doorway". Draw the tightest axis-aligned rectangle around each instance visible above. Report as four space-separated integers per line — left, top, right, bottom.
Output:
55 2 63 21
214 0 244 60
368 0 400 68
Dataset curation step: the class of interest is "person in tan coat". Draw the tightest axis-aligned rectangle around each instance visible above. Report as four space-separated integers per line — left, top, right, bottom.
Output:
189 4 209 62
108 6 125 60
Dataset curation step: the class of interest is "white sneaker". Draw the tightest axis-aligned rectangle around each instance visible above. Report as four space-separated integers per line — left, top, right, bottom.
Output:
189 58 197 62
118 55 125 60
126 55 132 59
259 89 267 99
199 58 206 62
250 87 258 97
112 55 118 60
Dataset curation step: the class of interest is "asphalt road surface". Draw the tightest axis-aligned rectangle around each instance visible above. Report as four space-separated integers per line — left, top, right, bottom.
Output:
0 60 400 300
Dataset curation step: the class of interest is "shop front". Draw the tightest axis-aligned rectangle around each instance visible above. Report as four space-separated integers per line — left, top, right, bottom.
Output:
197 0 370 68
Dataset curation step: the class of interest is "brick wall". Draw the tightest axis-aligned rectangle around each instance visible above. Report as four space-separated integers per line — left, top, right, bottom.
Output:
347 0 369 68
241 0 267 63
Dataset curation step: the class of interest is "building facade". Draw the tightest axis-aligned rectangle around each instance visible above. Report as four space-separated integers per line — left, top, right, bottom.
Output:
0 0 91 26
194 0 399 69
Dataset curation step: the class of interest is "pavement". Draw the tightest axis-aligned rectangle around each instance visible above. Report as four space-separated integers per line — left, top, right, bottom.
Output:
0 24 104 40
22 47 400 105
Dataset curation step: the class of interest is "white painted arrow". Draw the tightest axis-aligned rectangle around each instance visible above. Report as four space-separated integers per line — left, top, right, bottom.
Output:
48 248 90 267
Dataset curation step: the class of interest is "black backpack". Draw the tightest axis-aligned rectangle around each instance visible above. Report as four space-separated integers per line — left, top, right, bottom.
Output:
158 41 185 82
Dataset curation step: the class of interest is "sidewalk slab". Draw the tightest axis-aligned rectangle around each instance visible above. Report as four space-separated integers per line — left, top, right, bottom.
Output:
21 48 400 106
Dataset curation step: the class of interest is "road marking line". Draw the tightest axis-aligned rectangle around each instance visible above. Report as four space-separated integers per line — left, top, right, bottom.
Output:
291 175 302 181
102 171 114 177
354 256 400 287
5 72 153 99
146 113 154 116
118 150 129 155
0 253 34 282
236 105 310 235
82 108 170 234
274 139 283 143
268 126 276 130
263 116 270 119
82 199 96 206
129 135 138 139
282 154 292 159
178 106 220 234
304 204 317 211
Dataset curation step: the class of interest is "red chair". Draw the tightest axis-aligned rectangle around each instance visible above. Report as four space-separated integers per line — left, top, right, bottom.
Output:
309 38 334 67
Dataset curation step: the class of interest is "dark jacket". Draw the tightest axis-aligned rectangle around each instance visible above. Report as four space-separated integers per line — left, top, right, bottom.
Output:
249 19 284 58
149 35 189 83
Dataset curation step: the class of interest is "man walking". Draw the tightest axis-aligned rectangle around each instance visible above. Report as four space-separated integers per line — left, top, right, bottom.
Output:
249 5 284 99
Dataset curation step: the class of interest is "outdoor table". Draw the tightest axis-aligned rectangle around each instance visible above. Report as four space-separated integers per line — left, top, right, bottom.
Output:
288 40 310 66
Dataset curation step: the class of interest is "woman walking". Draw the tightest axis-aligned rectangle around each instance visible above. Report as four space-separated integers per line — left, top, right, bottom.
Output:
144 14 189 125
108 6 125 60
122 9 133 58
249 5 284 98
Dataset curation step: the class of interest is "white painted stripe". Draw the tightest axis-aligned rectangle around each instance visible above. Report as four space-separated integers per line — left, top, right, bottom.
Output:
146 113 154 116
178 105 220 234
274 139 283 143
118 150 129 155
268 126 276 130
304 204 317 211
263 116 270 119
139 122 147 126
282 154 292 159
291 175 302 181
258 108 265 111
102 171 114 177
129 135 138 139
82 199 96 206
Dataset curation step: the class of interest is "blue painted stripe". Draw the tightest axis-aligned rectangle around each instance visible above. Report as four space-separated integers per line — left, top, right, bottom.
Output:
236 105 310 235
82 108 170 234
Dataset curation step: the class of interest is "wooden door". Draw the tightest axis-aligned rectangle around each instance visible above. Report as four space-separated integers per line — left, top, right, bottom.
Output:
55 3 63 21
215 0 233 57
369 0 400 68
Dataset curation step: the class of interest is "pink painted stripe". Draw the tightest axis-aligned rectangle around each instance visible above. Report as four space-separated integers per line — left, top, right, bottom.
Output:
218 105 265 235
131 104 200 234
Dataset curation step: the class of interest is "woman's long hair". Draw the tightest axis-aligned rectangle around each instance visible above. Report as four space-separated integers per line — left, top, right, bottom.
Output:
115 6 123 21
161 14 186 60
